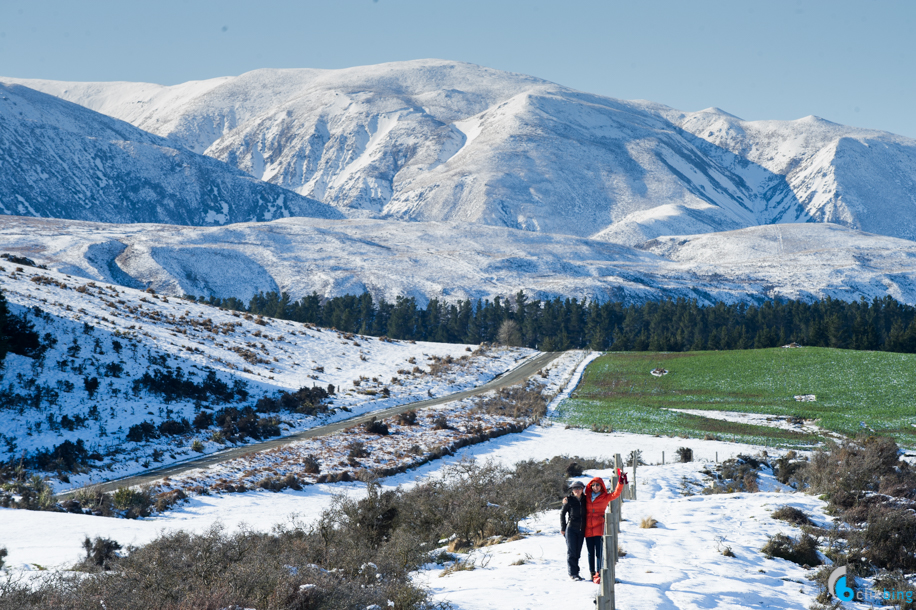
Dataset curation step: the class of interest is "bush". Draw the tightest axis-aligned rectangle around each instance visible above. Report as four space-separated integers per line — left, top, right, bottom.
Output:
761 532 821 567
158 418 191 436
0 546 6 570
704 455 762 494
302 455 321 474
396 410 418 426
112 487 153 519
79 536 121 571
364 419 389 436
348 442 369 459
432 415 451 430
126 421 159 443
640 516 658 529
771 506 813 526
565 462 583 477
192 411 213 430
676 447 693 463
856 507 916 572
31 439 90 473
627 449 645 467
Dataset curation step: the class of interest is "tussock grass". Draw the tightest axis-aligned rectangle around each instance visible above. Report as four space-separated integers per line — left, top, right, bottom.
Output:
640 516 658 529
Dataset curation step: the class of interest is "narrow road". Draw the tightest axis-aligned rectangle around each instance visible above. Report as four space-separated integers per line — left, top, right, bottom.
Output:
59 351 563 496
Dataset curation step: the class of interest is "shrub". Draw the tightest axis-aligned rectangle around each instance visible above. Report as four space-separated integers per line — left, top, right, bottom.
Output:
126 421 159 443
771 506 813 526
364 419 389 436
395 410 418 426
302 455 321 474
640 517 658 529
31 440 90 473
158 418 191 436
0 546 6 570
348 442 369 459
432 415 451 430
704 455 762 494
192 411 213 430
627 449 645 467
676 447 693 463
761 532 821 567
111 487 153 519
79 536 121 571
565 462 583 477
191 440 204 453
856 507 916 572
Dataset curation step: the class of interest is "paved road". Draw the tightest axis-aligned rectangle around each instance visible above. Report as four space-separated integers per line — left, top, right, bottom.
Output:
59 351 564 497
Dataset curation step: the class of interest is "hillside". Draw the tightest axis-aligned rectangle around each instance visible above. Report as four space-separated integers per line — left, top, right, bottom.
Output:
0 260 534 491
4 215 916 306
0 83 341 225
7 60 916 244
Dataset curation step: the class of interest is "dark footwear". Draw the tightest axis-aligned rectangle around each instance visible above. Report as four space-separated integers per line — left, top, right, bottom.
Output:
570 574 584 581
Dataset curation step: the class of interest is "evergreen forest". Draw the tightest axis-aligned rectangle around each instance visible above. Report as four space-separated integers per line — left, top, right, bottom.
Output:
187 290 916 354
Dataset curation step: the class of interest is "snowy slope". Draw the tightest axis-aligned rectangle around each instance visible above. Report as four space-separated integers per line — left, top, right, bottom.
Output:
0 424 836 610
0 262 532 488
8 60 916 244
667 108 916 241
4 215 916 306
0 83 342 225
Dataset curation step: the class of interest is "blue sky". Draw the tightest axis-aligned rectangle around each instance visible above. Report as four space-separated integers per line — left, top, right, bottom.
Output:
1 0 914 137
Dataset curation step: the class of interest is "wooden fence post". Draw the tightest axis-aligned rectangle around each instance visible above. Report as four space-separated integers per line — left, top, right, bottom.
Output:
662 451 665 465
631 450 637 500
614 454 622 521
597 500 617 609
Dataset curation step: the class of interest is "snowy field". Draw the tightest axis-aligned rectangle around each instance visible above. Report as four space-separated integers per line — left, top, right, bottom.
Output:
0 423 833 609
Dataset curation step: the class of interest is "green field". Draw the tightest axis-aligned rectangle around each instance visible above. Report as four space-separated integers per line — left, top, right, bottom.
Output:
556 348 916 448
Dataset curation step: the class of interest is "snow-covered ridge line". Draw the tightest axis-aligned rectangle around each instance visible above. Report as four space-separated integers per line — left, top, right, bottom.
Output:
0 82 341 226
8 59 916 245
5 215 916 306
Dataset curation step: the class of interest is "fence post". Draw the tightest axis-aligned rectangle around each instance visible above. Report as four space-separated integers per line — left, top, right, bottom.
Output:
632 450 637 501
597 502 616 610
662 451 664 465
614 453 622 521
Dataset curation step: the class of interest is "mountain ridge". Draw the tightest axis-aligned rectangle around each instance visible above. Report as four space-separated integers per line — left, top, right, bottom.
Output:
6 59 915 244
0 82 343 226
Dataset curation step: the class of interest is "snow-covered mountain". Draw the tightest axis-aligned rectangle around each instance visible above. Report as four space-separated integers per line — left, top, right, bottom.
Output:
0 83 342 225
4 215 916 305
7 60 916 244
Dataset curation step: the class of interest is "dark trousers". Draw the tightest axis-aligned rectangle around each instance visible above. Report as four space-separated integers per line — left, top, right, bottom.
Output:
586 536 603 574
565 528 585 576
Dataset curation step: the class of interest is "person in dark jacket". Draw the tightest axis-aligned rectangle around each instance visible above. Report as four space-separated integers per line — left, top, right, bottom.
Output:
560 480 587 580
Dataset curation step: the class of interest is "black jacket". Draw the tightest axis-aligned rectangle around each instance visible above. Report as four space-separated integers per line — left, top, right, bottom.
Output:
560 492 586 532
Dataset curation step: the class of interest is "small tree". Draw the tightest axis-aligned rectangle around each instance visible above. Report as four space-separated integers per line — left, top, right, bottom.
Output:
497 319 522 347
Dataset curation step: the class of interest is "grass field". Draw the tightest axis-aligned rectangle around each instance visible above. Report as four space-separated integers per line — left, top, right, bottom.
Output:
556 348 916 448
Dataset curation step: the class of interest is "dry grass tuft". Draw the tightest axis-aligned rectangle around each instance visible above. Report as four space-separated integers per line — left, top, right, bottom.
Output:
640 516 658 529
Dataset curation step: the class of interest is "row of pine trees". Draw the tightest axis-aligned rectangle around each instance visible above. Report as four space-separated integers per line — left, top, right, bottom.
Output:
189 291 916 353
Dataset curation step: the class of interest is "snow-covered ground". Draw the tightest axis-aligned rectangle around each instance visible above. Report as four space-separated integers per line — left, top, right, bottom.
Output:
0 263 533 489
1 422 836 609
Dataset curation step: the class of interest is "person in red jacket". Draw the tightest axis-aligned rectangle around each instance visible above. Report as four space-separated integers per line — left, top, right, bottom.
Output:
565 469 624 581
584 473 623 580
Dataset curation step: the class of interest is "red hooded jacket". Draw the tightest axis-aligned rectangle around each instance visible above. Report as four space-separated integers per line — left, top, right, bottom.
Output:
584 473 624 538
